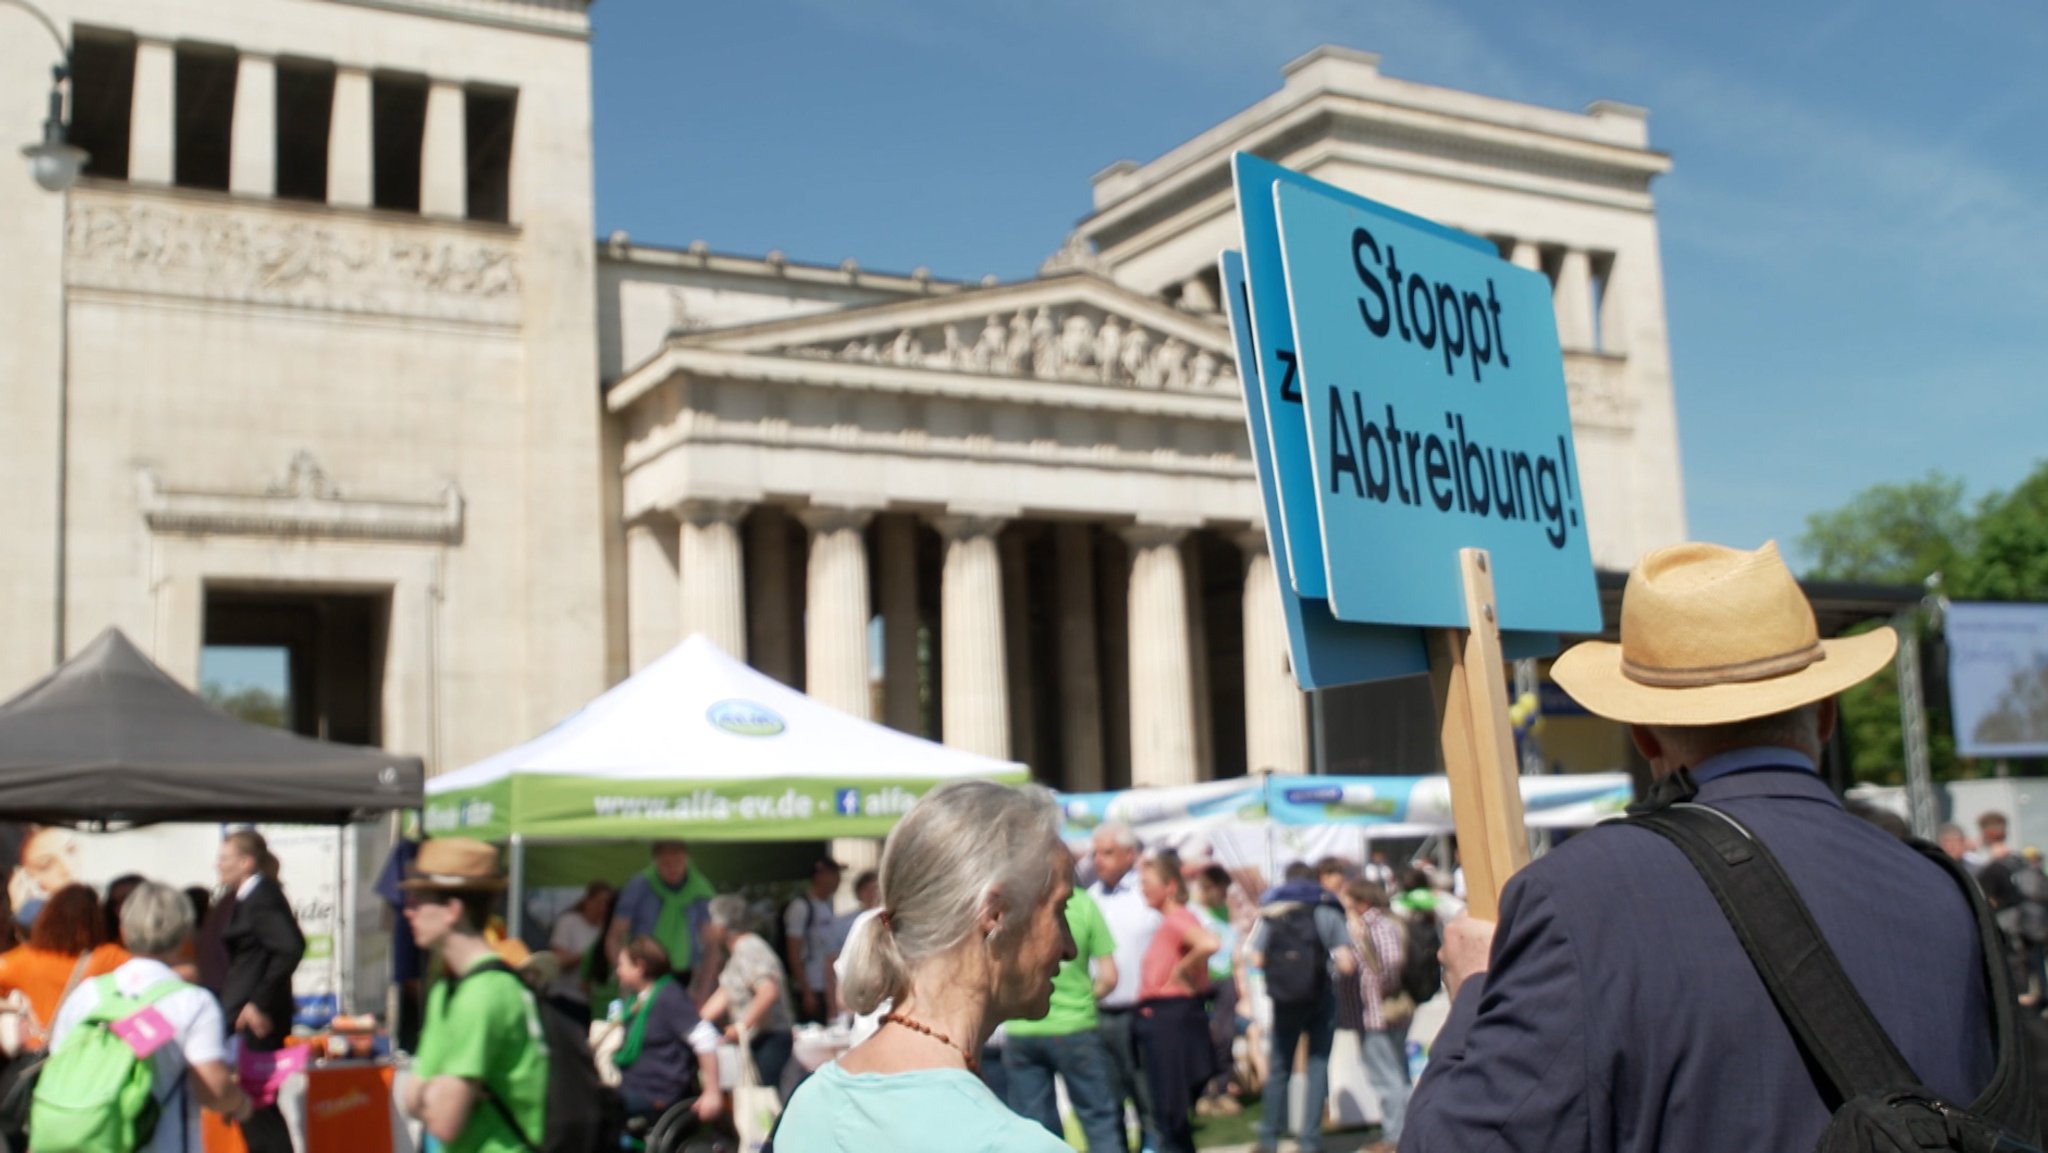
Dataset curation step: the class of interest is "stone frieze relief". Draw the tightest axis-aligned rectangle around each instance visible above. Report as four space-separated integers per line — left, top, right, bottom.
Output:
65 193 522 326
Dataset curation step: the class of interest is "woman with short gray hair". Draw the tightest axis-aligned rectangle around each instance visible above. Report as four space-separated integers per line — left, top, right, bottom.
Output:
49 881 252 1152
773 780 1078 1151
696 890 795 1098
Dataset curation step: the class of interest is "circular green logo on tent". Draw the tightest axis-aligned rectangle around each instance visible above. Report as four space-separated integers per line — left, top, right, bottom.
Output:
708 699 786 737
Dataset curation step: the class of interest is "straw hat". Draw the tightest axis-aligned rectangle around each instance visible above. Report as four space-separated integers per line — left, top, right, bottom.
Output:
399 837 508 891
491 937 533 968
1549 540 1896 726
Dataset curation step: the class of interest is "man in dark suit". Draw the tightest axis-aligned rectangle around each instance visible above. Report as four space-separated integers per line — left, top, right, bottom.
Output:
199 829 305 1153
1401 541 2011 1152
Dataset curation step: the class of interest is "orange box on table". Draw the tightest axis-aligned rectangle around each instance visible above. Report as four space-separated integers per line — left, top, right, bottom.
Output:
203 1064 397 1153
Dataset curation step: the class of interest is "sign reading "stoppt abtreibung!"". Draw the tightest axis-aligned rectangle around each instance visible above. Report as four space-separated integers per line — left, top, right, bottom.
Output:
1274 181 1601 635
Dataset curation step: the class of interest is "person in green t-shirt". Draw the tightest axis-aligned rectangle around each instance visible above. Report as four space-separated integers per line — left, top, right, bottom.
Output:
399 838 550 1153
1002 885 1126 1152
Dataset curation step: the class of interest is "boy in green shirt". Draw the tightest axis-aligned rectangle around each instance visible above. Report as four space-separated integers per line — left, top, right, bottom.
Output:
400 838 550 1153
1003 887 1124 1152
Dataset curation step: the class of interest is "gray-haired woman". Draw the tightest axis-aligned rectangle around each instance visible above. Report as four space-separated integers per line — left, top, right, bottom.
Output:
773 780 1078 1152
49 881 253 1153
696 892 796 1095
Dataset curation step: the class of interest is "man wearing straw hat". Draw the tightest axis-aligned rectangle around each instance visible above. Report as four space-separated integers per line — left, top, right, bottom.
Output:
399 838 551 1153
1400 542 2002 1152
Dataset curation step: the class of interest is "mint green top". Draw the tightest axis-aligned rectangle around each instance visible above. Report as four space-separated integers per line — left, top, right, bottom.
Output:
418 965 550 1153
1006 888 1114 1038
774 1063 1070 1153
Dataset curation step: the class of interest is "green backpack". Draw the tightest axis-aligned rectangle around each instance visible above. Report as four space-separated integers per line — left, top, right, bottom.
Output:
29 975 185 1153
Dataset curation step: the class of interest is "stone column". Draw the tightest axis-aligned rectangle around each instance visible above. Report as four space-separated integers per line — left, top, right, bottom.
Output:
800 508 874 720
804 508 880 876
328 66 373 208
229 53 276 196
1122 525 1199 787
746 508 798 686
421 79 466 218
878 514 923 735
1056 524 1106 792
625 516 679 672
1510 240 1543 273
1237 532 1308 775
1554 248 1596 350
130 39 176 184
933 515 1009 760
675 501 748 660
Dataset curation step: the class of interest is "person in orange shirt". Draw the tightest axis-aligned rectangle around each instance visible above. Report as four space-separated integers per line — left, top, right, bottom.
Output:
0 884 125 1050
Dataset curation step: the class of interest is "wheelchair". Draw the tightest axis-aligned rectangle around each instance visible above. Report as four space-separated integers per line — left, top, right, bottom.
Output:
625 1094 737 1153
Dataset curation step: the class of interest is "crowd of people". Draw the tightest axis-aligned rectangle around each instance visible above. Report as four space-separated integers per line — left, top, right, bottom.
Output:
2 537 2036 1153
1940 811 2048 1014
0 828 303 1153
0 806 1477 1153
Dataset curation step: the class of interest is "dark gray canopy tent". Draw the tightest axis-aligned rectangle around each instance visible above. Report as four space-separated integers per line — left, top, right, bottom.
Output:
0 628 423 828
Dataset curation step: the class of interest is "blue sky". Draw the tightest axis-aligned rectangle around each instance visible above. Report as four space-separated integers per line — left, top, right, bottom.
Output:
590 1 2048 570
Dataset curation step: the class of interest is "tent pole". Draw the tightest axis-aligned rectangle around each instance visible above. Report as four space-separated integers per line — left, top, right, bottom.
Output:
336 825 351 1016
508 833 525 940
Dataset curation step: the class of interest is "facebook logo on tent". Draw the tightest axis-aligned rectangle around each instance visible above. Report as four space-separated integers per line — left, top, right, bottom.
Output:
835 788 860 816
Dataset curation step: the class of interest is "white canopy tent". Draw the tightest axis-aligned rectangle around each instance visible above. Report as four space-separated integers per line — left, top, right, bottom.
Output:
426 635 1027 930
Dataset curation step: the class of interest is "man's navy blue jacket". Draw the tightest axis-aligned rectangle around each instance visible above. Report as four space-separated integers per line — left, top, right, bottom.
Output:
1402 750 1996 1152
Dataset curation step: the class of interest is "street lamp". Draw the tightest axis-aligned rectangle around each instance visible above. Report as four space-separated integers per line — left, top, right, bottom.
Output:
6 0 86 664
5 0 87 190
23 64 87 192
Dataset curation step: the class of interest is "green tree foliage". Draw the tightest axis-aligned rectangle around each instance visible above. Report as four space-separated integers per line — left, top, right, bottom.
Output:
1799 472 1971 585
1954 465 2048 602
201 682 288 729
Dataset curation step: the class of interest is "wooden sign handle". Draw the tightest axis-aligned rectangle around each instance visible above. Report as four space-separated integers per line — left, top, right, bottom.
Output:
1426 547 1531 921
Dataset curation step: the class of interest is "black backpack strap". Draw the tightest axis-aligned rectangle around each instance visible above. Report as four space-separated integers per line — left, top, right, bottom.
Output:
1905 838 2038 1138
445 959 542 1153
1631 804 1920 1105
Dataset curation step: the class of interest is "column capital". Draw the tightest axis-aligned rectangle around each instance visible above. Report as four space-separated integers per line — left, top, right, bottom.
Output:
671 498 751 528
1119 522 1191 550
928 512 1009 541
797 505 876 534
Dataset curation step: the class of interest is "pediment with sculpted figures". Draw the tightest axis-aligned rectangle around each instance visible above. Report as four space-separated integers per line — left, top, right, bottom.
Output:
678 272 1240 396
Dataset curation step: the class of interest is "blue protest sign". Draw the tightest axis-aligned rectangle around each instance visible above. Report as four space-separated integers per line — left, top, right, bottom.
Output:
1221 249 1428 687
1274 180 1601 634
1233 153 1496 601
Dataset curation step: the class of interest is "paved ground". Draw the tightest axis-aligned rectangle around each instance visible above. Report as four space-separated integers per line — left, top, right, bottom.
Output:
1202 1135 1386 1153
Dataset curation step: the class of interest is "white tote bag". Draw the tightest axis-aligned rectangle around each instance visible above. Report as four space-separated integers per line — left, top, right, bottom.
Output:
733 1028 782 1153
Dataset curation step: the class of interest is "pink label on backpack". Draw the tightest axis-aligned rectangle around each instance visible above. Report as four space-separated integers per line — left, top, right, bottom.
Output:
111 1006 175 1058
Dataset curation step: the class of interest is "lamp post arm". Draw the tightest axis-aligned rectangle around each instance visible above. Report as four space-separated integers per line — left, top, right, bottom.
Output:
0 0 68 58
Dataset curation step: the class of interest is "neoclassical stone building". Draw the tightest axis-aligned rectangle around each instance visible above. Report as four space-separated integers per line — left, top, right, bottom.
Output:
1 1 1686 803
599 46 1687 793
0 0 608 773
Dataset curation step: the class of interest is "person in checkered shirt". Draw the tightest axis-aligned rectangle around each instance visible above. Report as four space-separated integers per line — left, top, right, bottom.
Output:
1345 880 1413 1153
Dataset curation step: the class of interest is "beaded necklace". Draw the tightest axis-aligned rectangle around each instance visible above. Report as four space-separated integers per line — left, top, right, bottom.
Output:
881 1012 980 1075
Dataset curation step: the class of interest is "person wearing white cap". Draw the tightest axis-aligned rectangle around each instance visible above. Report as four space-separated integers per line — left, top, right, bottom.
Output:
1400 541 2025 1152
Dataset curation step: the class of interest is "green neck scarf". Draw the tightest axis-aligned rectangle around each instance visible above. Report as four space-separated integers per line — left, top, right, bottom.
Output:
613 975 673 1070
642 864 715 970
